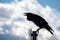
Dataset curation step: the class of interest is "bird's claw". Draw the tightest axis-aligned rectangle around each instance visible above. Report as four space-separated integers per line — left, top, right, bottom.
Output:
37 30 39 33
38 31 39 33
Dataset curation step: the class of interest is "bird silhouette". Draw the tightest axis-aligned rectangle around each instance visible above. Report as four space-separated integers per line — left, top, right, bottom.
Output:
24 12 54 35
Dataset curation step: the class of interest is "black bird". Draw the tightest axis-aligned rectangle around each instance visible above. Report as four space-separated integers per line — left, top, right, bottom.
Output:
24 12 54 35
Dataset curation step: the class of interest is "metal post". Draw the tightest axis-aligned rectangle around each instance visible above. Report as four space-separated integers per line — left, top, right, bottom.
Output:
27 29 39 40
31 31 38 40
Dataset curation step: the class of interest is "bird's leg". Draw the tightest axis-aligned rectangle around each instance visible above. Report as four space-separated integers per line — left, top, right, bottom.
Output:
36 28 40 33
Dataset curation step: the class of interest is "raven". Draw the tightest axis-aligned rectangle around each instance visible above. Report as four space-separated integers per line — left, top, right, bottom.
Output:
24 12 54 35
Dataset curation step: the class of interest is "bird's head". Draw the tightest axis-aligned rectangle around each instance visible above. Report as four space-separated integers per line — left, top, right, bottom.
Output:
24 12 33 21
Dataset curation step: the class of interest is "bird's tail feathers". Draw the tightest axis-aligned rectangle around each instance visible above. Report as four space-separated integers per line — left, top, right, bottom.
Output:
49 30 53 35
50 28 54 32
45 26 54 35
47 29 54 35
48 25 54 32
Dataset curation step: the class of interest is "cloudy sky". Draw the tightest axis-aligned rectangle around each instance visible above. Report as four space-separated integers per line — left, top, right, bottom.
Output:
0 0 60 40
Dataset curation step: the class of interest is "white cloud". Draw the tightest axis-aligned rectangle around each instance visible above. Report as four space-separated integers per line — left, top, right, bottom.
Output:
0 27 4 34
0 0 60 40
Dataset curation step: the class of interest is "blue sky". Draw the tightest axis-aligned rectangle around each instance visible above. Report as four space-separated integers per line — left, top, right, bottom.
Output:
0 0 13 3
0 0 60 12
37 0 60 12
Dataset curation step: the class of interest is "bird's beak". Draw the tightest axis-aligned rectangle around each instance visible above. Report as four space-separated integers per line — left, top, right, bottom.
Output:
24 13 27 16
